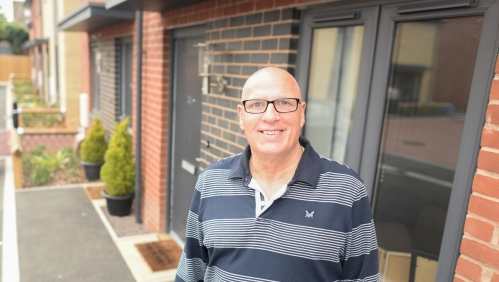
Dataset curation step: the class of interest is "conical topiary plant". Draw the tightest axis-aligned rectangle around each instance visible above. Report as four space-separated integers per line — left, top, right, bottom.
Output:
80 117 107 163
100 117 135 197
80 117 107 180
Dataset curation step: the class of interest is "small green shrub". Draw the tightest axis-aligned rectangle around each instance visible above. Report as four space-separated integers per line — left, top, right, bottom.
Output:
101 117 135 196
80 117 107 163
22 146 80 186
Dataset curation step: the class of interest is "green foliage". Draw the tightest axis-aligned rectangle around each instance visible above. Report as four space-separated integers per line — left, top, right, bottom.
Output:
0 6 28 55
22 146 79 186
13 80 61 127
80 117 107 163
21 113 61 127
13 80 45 104
101 117 135 196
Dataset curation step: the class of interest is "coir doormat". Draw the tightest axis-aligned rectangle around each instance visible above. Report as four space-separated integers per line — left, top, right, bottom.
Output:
84 185 105 200
135 240 183 272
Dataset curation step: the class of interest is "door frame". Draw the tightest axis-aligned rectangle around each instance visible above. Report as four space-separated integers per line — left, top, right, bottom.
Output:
296 0 499 280
166 24 205 237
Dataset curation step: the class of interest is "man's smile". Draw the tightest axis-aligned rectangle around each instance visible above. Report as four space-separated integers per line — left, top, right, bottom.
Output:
261 130 283 135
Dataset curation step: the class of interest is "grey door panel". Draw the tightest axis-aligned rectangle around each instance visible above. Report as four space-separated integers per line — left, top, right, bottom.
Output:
170 30 204 241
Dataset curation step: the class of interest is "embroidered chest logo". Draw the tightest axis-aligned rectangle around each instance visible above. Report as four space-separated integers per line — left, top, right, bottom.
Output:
305 210 314 218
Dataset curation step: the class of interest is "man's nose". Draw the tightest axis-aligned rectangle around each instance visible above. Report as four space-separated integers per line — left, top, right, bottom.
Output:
262 102 279 121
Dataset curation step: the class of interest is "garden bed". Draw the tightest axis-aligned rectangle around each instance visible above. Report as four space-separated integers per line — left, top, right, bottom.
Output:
21 145 98 188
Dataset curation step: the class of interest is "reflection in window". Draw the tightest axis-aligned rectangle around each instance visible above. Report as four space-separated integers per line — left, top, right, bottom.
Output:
374 17 483 282
304 26 364 163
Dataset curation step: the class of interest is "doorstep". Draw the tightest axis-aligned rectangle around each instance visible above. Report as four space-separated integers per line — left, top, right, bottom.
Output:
88 190 178 282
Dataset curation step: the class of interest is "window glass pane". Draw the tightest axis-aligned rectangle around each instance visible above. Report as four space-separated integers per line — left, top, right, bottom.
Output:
120 41 133 126
91 47 100 113
304 26 364 163
374 16 483 282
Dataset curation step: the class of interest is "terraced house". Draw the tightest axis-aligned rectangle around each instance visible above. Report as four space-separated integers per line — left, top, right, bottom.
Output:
54 0 499 281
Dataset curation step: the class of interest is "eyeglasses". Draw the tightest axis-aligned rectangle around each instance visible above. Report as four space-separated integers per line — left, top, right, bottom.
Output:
242 98 301 114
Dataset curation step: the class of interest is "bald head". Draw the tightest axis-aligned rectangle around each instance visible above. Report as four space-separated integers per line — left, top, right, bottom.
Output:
241 67 301 101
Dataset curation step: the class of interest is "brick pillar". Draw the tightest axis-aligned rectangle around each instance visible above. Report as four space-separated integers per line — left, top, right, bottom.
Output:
454 56 499 282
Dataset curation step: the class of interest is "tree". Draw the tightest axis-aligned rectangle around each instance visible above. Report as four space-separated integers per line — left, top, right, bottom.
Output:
0 5 28 55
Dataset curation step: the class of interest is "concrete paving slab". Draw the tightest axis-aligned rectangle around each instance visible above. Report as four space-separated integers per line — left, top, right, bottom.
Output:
91 199 176 282
0 131 9 156
16 187 135 282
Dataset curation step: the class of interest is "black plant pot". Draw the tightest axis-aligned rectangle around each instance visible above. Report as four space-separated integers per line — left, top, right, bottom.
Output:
101 190 134 217
81 161 104 180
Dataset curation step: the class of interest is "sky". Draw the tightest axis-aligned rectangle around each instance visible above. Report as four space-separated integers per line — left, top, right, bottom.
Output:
0 0 23 22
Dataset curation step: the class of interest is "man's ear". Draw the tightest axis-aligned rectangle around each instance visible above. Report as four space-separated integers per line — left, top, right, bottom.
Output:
237 104 245 130
300 102 306 128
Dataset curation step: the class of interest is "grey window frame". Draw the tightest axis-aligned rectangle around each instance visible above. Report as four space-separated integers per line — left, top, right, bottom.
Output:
296 0 499 281
296 4 380 174
119 36 133 122
90 42 101 115
360 1 499 281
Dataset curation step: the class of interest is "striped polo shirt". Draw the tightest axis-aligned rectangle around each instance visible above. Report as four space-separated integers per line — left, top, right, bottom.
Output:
175 137 379 282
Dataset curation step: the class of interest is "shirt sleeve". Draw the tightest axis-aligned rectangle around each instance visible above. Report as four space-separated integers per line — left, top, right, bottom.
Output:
340 183 380 282
175 175 209 282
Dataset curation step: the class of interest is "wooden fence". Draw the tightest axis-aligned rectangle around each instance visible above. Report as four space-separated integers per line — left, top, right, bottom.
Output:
0 55 31 82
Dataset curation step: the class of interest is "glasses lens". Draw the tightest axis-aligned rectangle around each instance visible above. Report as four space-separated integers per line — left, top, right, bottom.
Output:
274 98 298 112
245 100 268 113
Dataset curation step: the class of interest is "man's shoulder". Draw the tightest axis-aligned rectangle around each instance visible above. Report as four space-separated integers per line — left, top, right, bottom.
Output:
317 155 364 184
203 153 242 172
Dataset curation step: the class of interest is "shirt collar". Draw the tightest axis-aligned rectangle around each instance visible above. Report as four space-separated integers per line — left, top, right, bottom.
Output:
228 136 321 188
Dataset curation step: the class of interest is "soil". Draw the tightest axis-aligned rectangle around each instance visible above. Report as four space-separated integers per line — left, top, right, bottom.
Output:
22 166 99 188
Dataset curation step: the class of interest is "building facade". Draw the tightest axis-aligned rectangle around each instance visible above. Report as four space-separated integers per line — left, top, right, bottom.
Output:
60 0 499 281
23 0 84 129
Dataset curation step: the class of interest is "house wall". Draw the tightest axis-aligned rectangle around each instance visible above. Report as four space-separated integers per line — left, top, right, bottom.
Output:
87 21 135 134
199 8 300 168
56 0 85 129
133 0 323 234
75 2 499 279
454 57 499 282
28 0 43 91
41 0 58 105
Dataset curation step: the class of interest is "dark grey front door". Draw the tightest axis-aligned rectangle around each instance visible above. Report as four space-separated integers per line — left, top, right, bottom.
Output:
169 26 204 242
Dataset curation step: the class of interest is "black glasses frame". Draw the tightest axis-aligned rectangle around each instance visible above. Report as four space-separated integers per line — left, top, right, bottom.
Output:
242 98 301 114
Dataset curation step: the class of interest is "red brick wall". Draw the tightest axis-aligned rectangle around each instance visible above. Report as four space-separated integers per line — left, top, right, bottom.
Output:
138 12 171 233
22 133 76 152
454 57 499 281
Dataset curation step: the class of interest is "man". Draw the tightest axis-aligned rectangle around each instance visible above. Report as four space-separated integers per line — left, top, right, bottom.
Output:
175 67 379 281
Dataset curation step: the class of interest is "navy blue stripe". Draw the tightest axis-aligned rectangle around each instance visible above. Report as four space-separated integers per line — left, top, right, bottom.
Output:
183 237 209 263
199 195 255 221
207 247 342 281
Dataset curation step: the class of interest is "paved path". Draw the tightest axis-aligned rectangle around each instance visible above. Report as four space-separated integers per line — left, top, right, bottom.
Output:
16 187 135 282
